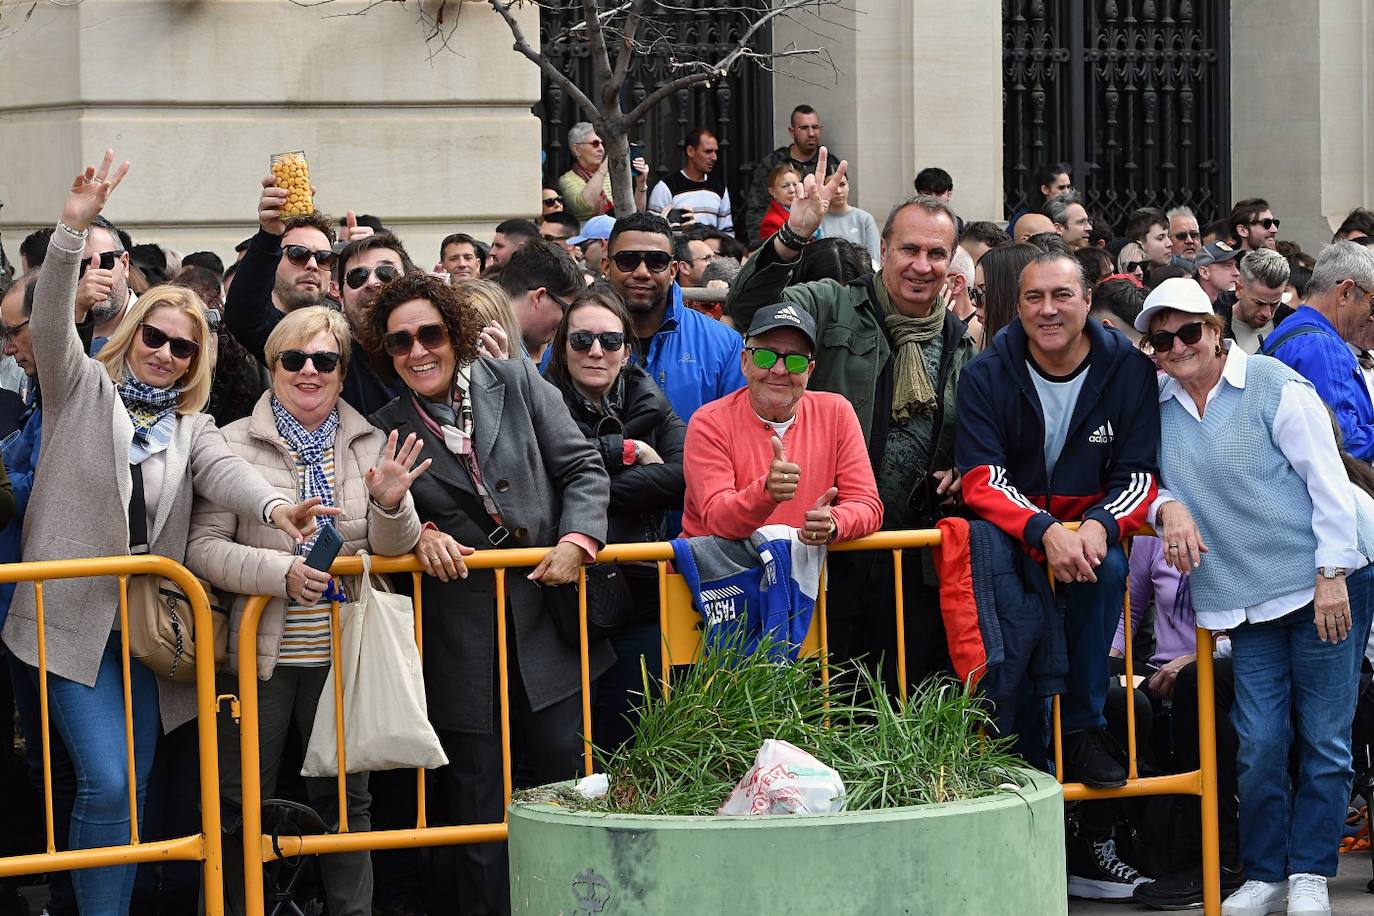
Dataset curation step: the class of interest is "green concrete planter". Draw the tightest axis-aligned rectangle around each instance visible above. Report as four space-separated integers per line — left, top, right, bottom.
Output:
509 767 1065 915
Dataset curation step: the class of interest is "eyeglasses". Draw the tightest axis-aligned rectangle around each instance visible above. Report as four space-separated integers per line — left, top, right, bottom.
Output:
277 349 341 373
543 195 563 206
344 263 402 290
1352 281 1374 311
568 330 626 352
541 234 570 245
383 322 449 356
283 245 339 269
1172 230 1201 241
140 323 200 360
577 139 604 148
1125 261 1147 275
1145 321 1205 353
969 287 985 309
746 346 814 374
2 318 30 341
610 250 672 274
1250 217 1281 230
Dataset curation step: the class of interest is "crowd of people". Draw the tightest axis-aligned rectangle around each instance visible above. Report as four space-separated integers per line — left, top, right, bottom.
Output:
1 105 1374 916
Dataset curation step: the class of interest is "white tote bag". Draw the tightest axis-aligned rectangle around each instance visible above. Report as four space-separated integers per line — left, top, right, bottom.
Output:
302 553 448 777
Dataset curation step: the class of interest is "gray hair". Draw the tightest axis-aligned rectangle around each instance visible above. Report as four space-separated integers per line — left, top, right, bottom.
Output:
702 255 741 286
948 246 975 287
1041 191 1083 227
568 122 597 148
881 194 959 246
1165 206 1197 223
1308 241 1374 297
1238 247 1290 290
90 215 126 253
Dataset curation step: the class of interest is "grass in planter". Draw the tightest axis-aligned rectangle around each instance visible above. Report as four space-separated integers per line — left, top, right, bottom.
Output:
547 634 1026 816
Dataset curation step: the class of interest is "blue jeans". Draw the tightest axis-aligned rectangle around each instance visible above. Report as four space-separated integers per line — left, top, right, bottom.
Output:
1229 564 1374 881
23 630 160 915
1061 544 1128 731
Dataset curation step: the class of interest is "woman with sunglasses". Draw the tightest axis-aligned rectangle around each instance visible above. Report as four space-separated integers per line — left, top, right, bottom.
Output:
364 273 611 914
187 306 425 916
1136 277 1374 916
1 152 333 914
544 286 686 749
558 121 649 221
682 301 882 542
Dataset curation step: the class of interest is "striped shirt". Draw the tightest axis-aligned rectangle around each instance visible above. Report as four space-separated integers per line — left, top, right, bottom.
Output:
278 446 337 666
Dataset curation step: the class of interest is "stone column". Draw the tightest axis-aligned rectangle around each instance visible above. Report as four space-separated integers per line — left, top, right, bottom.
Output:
770 0 1004 228
1231 0 1374 252
0 0 542 267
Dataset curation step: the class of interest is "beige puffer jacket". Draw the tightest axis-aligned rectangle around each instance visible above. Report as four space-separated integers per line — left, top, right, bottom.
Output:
186 392 422 679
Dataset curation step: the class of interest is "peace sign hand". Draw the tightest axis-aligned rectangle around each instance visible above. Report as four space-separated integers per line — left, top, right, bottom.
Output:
785 146 849 240
366 431 432 511
63 149 130 234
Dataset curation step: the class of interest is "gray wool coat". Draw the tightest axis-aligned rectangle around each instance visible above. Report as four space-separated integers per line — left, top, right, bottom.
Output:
369 356 613 734
0 230 289 732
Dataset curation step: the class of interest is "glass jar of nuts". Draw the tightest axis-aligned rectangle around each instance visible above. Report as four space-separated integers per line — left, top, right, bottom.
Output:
270 151 314 218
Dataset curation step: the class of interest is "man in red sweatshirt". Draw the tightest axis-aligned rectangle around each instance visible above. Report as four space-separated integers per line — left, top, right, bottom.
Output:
682 303 882 542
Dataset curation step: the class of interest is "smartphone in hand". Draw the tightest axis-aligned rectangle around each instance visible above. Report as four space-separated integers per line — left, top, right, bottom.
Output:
304 525 344 573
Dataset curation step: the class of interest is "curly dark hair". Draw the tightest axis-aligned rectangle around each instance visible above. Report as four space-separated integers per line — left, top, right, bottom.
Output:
363 273 483 384
284 211 337 246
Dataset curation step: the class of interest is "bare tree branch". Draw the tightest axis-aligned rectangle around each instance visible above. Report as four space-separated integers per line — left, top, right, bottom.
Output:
608 0 647 101
581 0 615 112
488 0 597 119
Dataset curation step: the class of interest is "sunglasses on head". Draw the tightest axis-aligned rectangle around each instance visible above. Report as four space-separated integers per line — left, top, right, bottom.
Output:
1145 321 1205 353
344 263 402 290
140 323 200 360
283 245 338 269
610 250 672 274
747 346 813 374
568 330 626 353
1251 217 1281 230
277 349 341 373
383 322 448 357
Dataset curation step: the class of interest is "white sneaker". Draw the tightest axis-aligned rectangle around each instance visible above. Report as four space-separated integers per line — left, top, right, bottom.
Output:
1221 879 1287 916
1286 873 1330 915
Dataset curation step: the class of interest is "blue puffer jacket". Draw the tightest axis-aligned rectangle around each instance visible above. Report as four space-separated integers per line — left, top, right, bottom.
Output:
631 284 746 425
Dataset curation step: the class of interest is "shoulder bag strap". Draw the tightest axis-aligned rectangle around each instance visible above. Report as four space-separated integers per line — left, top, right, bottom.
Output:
128 463 150 555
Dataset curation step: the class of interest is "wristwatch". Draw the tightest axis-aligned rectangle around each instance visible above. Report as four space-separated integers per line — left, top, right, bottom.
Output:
1318 566 1347 579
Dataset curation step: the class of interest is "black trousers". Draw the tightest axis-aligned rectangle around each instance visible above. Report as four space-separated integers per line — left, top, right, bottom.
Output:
432 638 585 916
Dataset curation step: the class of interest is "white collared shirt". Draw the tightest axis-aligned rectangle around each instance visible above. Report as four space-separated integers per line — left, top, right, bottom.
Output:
1151 343 1368 629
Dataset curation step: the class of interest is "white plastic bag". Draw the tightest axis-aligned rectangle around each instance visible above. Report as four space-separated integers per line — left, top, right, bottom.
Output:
717 739 846 815
302 554 448 776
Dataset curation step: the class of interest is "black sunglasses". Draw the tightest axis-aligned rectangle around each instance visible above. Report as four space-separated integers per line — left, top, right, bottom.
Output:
969 287 985 308
1125 260 1148 274
611 250 672 274
283 245 338 269
344 263 402 290
277 349 341 373
1145 321 1205 353
543 195 563 206
1172 230 1201 241
79 250 118 278
1251 217 1281 230
383 323 449 357
140 323 200 360
568 330 626 353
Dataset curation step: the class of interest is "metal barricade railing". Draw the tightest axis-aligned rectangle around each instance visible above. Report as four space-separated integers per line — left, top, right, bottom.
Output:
227 530 1220 916
0 555 225 913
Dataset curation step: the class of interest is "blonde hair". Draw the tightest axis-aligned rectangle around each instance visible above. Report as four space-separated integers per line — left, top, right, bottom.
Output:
768 164 800 189
97 285 212 414
264 306 352 375
456 279 521 359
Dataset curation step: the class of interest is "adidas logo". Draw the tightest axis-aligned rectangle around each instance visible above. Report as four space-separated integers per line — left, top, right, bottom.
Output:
775 304 804 324
1088 422 1114 444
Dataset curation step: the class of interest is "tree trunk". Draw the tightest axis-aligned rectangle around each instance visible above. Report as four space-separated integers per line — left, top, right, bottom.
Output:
598 115 637 218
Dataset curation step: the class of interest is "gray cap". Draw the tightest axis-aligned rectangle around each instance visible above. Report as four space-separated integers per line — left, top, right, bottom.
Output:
745 302 817 349
1193 240 1242 269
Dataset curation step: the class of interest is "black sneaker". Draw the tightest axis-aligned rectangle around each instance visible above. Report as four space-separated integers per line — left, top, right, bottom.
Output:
1067 831 1149 900
1063 727 1128 788
1131 863 1246 910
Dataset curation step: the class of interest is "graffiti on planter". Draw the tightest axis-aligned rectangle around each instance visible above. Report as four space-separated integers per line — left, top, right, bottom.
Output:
571 868 612 913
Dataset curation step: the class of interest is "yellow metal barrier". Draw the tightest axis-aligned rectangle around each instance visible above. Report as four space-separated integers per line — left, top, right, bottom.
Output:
0 555 225 913
227 530 1219 916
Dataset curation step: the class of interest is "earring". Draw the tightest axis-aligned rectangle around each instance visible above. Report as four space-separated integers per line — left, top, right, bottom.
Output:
1215 342 1224 357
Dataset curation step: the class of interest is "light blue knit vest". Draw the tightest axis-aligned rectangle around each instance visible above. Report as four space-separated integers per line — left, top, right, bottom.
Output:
1160 355 1374 614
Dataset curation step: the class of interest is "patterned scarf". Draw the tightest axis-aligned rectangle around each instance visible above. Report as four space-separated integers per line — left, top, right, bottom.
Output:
117 375 179 465
873 271 947 422
416 361 503 521
272 396 340 535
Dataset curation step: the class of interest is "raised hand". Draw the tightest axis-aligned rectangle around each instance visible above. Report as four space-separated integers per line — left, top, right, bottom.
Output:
259 175 288 235
341 210 374 243
63 149 130 233
271 497 342 546
785 146 849 240
801 486 839 544
765 436 802 503
365 431 432 511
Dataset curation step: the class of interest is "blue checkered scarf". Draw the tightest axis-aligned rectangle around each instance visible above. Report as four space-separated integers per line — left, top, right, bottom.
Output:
117 375 179 465
271 396 340 539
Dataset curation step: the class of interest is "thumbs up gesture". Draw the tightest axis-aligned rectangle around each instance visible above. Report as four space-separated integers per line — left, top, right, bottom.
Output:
802 487 839 544
765 436 802 504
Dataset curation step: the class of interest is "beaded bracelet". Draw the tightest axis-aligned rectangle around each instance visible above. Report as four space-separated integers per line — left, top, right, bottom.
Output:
776 221 812 251
56 219 88 240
